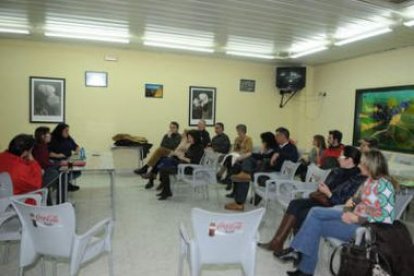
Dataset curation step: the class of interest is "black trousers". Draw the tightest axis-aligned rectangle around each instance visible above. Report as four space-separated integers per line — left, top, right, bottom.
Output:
234 181 250 205
159 167 178 195
286 198 324 231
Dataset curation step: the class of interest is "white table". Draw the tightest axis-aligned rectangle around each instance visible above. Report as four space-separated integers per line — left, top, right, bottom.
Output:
111 145 145 169
59 152 116 219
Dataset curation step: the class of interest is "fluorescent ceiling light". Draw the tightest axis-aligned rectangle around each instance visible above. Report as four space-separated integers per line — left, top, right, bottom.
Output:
0 27 29 34
226 50 275 59
290 46 328 59
334 28 392 46
143 25 214 53
403 20 414 27
143 41 214 53
44 15 130 44
45 32 129 43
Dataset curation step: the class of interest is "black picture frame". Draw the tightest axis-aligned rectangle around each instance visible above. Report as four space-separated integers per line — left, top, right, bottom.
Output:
240 79 256 92
189 86 216 126
353 85 414 154
85 71 108 87
29 76 65 123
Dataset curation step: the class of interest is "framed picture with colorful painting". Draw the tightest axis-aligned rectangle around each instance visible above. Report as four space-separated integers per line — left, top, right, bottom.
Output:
189 86 216 126
353 85 414 154
30 76 65 123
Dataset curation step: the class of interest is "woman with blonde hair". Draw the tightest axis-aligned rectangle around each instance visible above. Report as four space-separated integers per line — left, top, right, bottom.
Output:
278 150 398 276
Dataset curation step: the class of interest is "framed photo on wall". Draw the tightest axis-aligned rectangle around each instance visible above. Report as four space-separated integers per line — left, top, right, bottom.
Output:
85 71 108 87
30 76 65 123
145 83 163 98
353 85 414 154
240 79 256 92
189 86 216 126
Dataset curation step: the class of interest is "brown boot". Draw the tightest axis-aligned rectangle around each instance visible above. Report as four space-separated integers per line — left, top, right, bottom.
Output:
258 214 296 253
224 202 245 211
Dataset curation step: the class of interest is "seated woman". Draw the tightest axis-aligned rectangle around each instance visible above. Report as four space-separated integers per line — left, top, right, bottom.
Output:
218 124 253 191
144 129 190 189
297 135 326 181
157 130 204 200
224 132 278 211
259 145 365 255
279 150 397 276
32 126 60 205
48 123 82 191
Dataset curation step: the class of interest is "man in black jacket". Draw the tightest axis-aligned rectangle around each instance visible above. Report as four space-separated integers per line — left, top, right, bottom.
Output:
225 127 299 212
134 121 181 176
197 119 211 148
211 122 231 154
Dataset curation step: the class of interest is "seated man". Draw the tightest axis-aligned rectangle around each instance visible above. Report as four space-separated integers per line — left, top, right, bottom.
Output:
197 119 211 148
320 130 344 169
135 121 181 176
224 127 298 211
258 146 365 255
0 134 42 194
210 122 231 154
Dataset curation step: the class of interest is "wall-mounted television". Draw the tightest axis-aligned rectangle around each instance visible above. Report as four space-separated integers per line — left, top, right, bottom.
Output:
353 85 414 154
276 67 306 93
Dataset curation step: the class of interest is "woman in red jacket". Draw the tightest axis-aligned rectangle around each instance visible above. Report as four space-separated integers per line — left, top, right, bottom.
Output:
0 134 42 195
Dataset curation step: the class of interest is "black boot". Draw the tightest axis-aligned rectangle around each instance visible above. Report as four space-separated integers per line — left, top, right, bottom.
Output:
144 179 154 189
134 165 148 175
68 182 80 192
158 173 172 200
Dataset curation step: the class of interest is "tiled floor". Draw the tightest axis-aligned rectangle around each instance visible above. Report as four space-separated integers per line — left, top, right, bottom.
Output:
1 170 413 276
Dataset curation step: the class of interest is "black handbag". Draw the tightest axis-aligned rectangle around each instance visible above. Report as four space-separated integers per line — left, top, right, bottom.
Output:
330 228 392 276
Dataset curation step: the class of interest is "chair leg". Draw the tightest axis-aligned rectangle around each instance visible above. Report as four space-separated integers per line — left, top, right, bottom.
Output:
108 250 114 276
19 267 24 276
2 241 10 264
41 257 46 276
52 258 57 276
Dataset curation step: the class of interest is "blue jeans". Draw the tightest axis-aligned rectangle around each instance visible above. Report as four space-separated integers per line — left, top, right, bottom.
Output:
290 207 359 274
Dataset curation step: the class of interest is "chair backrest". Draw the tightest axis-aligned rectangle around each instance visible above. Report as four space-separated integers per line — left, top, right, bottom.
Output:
200 150 220 170
395 193 413 220
191 207 265 264
280 161 301 180
0 172 13 198
305 164 331 183
11 200 76 260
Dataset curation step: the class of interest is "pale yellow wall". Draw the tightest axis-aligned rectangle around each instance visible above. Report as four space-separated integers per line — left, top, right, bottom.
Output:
291 46 414 151
0 39 299 152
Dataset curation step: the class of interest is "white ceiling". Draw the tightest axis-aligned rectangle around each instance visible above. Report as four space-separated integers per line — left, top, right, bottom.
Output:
2 0 414 64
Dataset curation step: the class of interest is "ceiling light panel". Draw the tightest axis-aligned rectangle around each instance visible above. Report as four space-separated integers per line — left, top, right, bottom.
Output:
143 24 215 52
0 10 30 34
44 14 130 43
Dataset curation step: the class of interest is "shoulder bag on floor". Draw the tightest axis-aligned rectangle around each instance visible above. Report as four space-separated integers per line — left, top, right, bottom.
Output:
329 227 392 276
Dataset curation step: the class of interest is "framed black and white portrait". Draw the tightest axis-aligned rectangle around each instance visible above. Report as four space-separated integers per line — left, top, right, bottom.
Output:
30 77 65 123
189 86 216 126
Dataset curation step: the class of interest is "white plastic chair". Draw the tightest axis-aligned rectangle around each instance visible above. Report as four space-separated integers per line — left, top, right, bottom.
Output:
11 199 114 276
251 161 301 207
0 172 49 263
178 207 265 276
174 151 221 200
274 165 331 209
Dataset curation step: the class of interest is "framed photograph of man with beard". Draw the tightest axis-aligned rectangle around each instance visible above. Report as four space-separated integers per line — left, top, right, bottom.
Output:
30 77 65 123
189 86 216 126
